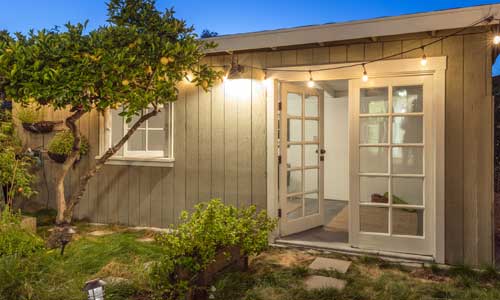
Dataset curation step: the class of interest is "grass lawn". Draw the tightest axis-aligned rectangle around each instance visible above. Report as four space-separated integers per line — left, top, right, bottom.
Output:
6 222 500 300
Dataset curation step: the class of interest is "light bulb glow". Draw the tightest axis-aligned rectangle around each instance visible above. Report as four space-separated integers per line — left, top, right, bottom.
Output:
420 54 427 66
494 35 500 45
362 71 368 82
307 80 315 88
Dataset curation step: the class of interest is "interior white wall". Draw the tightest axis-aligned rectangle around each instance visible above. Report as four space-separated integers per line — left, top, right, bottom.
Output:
324 94 349 201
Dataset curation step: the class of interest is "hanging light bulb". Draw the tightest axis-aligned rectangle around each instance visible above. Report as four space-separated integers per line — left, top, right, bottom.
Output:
494 35 500 45
362 64 369 82
307 70 314 88
420 47 428 66
264 70 272 87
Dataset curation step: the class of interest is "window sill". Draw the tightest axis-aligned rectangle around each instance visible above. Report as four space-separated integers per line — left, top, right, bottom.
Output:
95 156 175 168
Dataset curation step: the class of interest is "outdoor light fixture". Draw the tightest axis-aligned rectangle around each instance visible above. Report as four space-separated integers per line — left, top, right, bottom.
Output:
361 64 369 82
494 23 500 45
83 279 106 300
420 47 428 66
264 70 272 87
307 70 315 88
226 54 244 80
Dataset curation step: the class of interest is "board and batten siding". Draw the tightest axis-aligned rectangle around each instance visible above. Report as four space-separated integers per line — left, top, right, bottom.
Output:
19 29 493 266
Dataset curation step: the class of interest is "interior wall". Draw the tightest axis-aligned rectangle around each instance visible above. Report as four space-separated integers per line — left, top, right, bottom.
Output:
324 94 349 201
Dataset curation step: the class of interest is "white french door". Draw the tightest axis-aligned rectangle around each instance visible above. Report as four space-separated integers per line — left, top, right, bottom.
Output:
349 76 435 256
279 83 325 236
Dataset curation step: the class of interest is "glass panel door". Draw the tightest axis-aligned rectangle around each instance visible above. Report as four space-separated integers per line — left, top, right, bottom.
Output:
280 83 324 236
350 76 434 256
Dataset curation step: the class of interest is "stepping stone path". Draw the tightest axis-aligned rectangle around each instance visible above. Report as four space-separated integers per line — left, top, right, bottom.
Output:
304 275 347 291
88 230 114 237
303 257 351 291
137 237 155 243
308 257 352 274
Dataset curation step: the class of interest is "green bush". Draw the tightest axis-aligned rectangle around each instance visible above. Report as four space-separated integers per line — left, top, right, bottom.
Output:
0 207 44 257
16 105 41 124
0 254 39 300
47 130 89 156
151 199 277 298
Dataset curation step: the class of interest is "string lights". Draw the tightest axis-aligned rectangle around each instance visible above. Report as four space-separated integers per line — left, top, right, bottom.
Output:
207 15 495 84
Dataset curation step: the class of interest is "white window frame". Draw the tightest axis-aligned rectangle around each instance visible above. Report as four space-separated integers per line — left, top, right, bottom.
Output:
99 103 175 167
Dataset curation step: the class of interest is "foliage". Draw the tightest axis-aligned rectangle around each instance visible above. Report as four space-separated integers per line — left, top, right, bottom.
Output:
47 130 89 156
0 207 44 257
151 199 277 298
201 29 218 38
16 105 41 124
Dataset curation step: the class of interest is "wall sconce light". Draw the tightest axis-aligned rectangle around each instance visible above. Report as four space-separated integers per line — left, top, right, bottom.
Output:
226 54 245 80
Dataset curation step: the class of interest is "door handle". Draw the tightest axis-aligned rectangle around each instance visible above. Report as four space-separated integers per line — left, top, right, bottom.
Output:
316 149 326 154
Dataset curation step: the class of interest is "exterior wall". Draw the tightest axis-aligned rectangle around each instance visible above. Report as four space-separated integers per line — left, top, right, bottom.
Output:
20 28 493 265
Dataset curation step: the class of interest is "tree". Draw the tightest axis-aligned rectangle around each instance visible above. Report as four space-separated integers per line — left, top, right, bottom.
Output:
0 0 221 244
200 29 218 38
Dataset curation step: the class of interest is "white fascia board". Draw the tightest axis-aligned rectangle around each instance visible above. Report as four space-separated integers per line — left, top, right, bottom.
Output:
205 4 500 53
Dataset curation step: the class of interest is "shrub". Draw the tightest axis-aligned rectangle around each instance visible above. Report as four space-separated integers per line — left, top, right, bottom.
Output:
16 105 41 124
47 130 89 156
151 199 276 298
0 207 44 257
0 149 37 202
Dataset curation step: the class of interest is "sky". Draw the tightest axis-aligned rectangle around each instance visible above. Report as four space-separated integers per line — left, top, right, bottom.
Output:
0 0 500 72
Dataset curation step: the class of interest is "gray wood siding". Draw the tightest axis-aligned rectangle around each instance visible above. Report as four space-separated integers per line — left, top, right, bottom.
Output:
19 29 493 265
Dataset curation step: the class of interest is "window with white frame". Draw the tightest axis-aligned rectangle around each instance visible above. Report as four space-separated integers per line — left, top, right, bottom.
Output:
107 104 173 159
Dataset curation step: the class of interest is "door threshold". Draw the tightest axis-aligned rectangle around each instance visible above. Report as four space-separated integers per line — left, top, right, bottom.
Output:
274 238 435 263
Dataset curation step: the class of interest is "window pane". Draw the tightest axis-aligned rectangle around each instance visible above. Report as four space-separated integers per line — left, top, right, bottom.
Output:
148 109 165 128
305 120 318 142
360 206 388 233
392 116 423 144
287 145 301 168
360 176 389 203
304 144 318 166
392 208 424 236
287 92 302 116
287 119 301 142
287 170 302 194
360 147 388 173
304 168 318 192
148 130 165 151
111 109 124 155
393 86 423 113
128 130 146 151
305 95 318 117
392 147 423 174
129 112 146 129
360 87 388 114
304 193 319 216
360 117 388 144
392 177 423 206
287 195 303 220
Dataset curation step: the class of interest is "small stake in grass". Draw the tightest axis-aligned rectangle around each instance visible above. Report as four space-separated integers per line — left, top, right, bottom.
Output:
83 279 106 300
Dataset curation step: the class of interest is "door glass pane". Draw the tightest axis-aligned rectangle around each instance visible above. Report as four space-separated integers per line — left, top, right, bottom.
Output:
287 119 302 142
287 92 302 116
392 177 423 206
393 86 423 113
287 145 302 169
360 147 388 173
287 170 302 193
360 176 389 203
360 87 388 114
128 130 146 151
393 208 423 236
360 206 388 233
305 95 319 117
148 130 165 151
287 195 303 220
392 116 423 144
304 144 318 166
360 117 388 144
305 120 319 142
304 168 318 192
304 193 319 216
392 147 423 174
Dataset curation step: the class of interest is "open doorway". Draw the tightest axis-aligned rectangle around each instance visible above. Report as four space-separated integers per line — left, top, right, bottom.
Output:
278 79 350 245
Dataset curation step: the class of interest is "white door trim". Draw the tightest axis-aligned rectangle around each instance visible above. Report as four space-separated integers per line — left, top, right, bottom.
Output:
266 57 446 263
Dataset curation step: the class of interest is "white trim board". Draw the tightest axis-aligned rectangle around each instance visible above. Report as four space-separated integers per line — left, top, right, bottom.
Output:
205 4 500 53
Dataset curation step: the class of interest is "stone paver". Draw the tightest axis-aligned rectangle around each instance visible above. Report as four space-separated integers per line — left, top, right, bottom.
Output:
88 230 114 237
308 257 351 274
137 237 155 243
304 275 347 291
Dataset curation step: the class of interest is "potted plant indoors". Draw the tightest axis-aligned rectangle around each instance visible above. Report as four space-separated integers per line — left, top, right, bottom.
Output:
17 106 60 134
47 130 89 163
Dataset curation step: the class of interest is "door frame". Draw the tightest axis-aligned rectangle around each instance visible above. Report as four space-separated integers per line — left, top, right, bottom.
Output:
265 57 446 262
